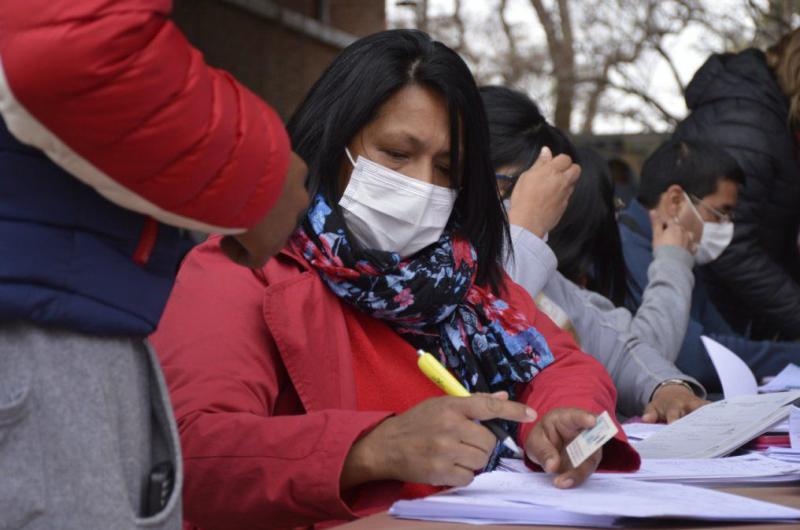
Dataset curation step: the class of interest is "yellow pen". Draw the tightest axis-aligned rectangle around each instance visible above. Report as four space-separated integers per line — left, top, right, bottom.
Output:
417 349 524 457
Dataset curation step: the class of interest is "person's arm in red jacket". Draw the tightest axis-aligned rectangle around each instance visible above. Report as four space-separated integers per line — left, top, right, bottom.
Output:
0 0 291 235
506 281 640 475
150 242 399 529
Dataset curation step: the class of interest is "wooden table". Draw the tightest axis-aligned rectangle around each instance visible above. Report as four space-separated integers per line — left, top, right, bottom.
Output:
336 484 800 530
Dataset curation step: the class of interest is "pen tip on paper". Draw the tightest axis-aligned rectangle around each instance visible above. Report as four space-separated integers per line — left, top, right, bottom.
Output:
504 438 524 458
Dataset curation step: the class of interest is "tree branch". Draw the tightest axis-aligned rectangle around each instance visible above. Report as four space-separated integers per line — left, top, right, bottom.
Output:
606 81 680 125
452 0 467 54
654 43 686 95
581 61 612 133
530 0 561 63
499 0 524 84
530 0 576 130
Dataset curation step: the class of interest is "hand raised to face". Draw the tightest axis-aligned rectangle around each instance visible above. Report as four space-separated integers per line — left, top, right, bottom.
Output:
507 147 581 238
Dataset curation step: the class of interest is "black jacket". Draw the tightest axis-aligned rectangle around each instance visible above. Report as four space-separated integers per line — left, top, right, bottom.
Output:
673 48 800 340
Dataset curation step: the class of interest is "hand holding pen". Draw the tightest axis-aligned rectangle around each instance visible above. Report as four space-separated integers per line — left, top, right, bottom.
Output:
340 359 538 490
340 349 604 491
416 349 604 489
416 349 526 457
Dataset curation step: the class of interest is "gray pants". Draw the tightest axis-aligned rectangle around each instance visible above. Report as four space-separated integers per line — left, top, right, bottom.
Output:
0 323 182 530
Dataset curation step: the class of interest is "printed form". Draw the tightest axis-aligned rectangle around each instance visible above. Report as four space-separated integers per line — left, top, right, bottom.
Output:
634 390 800 459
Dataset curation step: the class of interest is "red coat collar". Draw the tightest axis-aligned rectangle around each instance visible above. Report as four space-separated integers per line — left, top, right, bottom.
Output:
260 249 359 413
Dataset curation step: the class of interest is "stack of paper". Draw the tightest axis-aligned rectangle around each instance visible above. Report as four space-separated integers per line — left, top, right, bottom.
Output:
765 447 800 463
634 390 800 459
607 454 800 484
389 471 800 527
498 454 800 485
793 404 800 448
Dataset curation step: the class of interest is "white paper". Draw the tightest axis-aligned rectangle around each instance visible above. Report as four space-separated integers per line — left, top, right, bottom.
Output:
498 454 800 485
765 447 800 462
605 453 800 484
391 497 620 528
791 405 800 449
770 418 790 433
701 336 758 398
496 457 530 473
390 471 800 524
621 422 665 442
761 364 800 393
634 391 800 459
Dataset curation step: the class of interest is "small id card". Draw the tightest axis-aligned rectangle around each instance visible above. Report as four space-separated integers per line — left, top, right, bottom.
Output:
566 410 618 468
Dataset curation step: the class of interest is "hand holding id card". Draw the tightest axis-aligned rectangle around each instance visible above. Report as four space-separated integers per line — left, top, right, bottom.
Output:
566 411 618 468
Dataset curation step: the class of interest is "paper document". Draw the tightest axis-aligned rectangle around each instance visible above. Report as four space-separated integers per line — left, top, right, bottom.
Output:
498 454 800 485
634 391 800 459
765 447 800 463
791 405 800 449
701 336 758 398
761 364 800 393
392 497 620 528
389 471 800 525
496 457 530 473
701 337 799 396
770 418 790 433
605 453 800 484
621 422 665 442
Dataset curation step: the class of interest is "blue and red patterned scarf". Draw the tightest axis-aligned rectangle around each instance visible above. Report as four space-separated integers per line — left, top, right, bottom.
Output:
290 194 555 398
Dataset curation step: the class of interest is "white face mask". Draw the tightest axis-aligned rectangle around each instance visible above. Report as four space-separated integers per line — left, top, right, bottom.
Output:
338 148 457 258
684 192 734 265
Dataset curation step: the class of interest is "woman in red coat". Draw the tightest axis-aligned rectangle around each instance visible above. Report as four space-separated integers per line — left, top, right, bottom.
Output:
151 30 639 530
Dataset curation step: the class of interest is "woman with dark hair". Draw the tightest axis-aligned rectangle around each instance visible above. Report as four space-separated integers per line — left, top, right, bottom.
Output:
481 85 577 201
547 147 627 305
482 85 707 422
150 31 638 529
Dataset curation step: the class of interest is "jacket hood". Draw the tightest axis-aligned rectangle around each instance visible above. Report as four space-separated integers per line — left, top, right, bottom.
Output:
685 48 788 116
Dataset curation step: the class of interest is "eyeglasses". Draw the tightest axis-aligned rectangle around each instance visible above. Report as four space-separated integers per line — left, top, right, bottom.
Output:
689 194 735 223
495 173 520 199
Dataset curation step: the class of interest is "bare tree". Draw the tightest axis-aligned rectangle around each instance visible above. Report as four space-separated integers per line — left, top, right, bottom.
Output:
693 0 799 53
529 0 576 130
391 0 797 133
748 0 800 45
576 0 702 132
396 0 429 32
391 0 706 133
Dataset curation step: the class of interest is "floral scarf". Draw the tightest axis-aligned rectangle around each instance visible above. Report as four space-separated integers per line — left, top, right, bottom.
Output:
289 194 555 400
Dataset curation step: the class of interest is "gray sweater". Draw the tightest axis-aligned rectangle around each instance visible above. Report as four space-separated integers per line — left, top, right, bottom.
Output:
505 225 705 416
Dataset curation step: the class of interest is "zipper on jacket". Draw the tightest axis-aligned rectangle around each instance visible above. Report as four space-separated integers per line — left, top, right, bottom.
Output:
133 217 159 266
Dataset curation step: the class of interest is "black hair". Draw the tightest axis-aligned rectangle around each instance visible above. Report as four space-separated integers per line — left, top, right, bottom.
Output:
480 85 576 175
637 139 745 208
288 30 508 291
549 147 629 306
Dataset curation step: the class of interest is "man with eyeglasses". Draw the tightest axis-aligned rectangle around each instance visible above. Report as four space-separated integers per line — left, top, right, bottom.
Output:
618 139 800 394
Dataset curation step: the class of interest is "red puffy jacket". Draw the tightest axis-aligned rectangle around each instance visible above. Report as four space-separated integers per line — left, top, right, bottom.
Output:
0 0 289 233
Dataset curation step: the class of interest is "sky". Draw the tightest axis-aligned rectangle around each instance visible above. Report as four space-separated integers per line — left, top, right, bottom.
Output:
385 0 764 134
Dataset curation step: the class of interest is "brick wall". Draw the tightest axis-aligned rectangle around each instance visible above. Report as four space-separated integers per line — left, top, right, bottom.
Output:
173 0 385 120
329 0 386 37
